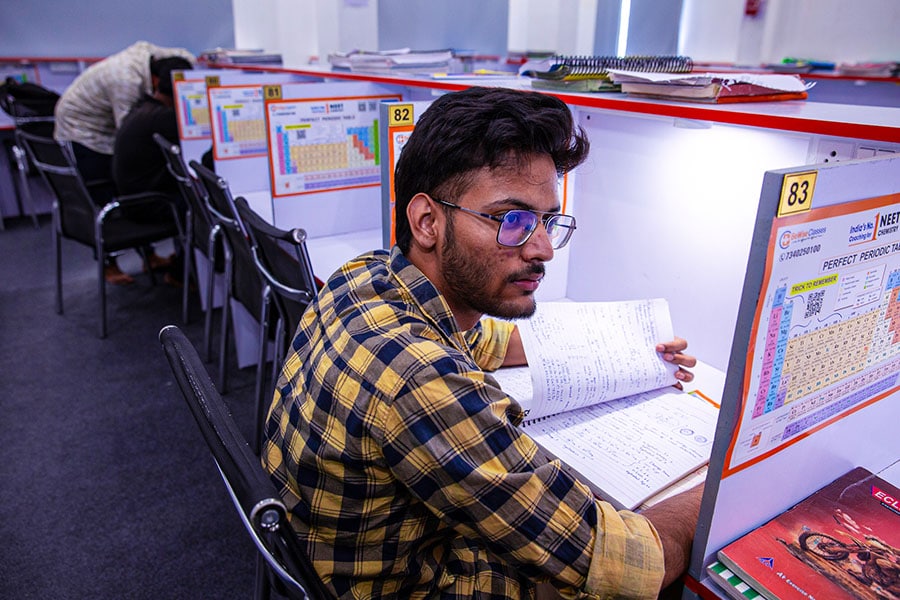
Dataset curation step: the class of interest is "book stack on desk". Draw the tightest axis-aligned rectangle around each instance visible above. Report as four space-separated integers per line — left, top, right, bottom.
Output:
608 69 811 103
716 467 900 600
199 48 283 66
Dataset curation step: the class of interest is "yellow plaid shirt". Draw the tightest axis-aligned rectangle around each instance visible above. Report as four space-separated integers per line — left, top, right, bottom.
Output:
263 248 664 599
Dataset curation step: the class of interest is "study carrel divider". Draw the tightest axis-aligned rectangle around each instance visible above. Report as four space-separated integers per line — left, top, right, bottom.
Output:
686 153 900 598
171 68 318 319
172 68 319 171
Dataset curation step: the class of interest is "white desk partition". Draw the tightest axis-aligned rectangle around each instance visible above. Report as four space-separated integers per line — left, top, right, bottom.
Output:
565 108 815 373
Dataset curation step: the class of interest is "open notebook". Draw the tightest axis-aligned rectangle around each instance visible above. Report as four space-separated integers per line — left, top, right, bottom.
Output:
492 300 720 510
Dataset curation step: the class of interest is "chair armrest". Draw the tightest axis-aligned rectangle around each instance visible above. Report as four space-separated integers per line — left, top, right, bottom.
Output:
97 192 184 225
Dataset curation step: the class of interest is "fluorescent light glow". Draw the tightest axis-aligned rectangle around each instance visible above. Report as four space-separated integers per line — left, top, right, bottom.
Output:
617 0 631 56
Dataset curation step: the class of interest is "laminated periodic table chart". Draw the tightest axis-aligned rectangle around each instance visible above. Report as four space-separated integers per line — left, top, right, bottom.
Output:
726 187 900 475
690 154 900 588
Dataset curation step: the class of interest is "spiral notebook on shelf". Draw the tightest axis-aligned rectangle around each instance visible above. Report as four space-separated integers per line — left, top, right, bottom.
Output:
524 55 693 92
490 300 719 511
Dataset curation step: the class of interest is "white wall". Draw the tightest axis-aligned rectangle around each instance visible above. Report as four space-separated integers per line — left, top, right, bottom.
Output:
681 0 900 65
678 0 748 63
232 0 377 66
235 0 900 66
508 0 598 55
756 0 900 64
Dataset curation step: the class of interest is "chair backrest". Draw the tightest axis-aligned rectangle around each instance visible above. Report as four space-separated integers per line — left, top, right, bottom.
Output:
189 161 266 315
16 128 98 244
159 325 332 600
152 134 216 255
233 197 319 339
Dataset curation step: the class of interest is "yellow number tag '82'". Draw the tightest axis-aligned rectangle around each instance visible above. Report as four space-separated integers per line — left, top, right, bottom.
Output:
388 104 414 127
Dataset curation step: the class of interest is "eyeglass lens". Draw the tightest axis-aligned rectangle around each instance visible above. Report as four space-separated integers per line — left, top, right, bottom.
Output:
498 211 574 249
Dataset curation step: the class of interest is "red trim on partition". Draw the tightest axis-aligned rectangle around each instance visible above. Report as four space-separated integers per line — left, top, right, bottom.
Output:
0 56 102 63
683 572 723 600
206 62 900 144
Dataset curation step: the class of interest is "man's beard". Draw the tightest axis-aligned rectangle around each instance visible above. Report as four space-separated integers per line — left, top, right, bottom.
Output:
440 217 543 320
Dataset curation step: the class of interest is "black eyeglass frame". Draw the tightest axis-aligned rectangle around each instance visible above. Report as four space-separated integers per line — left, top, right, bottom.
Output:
431 197 577 249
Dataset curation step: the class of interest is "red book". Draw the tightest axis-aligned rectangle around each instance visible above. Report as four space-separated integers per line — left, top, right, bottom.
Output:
717 467 900 600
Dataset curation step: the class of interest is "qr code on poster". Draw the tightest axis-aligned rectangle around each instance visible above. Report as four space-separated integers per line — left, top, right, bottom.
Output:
804 289 824 319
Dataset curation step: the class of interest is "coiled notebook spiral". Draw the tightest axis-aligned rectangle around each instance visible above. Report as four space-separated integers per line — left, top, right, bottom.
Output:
534 55 694 80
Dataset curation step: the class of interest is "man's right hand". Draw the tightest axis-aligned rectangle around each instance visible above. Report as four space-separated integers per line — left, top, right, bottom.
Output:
638 483 704 590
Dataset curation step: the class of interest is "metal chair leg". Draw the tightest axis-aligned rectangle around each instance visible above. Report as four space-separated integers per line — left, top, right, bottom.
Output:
254 289 272 454
12 143 40 229
254 553 272 600
217 250 233 393
53 213 63 314
182 221 193 324
98 250 108 339
203 229 220 362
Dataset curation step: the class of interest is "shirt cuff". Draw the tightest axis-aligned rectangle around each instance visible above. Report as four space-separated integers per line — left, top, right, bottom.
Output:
585 501 665 600
471 317 515 372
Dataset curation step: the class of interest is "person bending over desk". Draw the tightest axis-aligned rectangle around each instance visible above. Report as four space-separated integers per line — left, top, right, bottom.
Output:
263 87 702 599
112 56 193 285
54 41 194 284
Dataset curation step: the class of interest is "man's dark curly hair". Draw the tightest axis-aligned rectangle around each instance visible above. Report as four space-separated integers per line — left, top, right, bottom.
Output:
393 86 589 253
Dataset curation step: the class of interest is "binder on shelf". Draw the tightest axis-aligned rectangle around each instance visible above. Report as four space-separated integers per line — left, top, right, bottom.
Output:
328 48 453 74
607 69 811 103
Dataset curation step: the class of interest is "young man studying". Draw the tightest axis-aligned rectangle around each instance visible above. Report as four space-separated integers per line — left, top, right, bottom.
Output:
263 87 701 599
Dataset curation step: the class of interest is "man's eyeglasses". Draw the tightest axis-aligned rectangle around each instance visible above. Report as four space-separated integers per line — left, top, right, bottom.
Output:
432 198 576 250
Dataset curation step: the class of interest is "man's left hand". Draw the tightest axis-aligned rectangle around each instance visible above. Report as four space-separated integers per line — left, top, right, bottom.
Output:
656 337 696 388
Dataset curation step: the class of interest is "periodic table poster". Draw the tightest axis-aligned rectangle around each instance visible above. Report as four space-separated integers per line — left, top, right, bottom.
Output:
208 85 267 160
724 191 900 475
265 94 400 197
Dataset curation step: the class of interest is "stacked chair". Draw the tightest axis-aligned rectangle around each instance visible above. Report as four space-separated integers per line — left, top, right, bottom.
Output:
190 161 272 395
0 81 59 229
153 134 224 343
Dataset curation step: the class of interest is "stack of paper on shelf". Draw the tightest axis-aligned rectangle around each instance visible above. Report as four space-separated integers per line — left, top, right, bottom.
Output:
328 48 453 74
608 69 812 103
199 48 283 65
836 61 898 77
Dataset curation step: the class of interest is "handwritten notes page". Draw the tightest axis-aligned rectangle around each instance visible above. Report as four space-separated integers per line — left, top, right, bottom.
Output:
528 388 718 510
517 299 678 421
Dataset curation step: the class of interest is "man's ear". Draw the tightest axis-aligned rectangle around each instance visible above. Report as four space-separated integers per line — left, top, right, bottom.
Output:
407 193 440 251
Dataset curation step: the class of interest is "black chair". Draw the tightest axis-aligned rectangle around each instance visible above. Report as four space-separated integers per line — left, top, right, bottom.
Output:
159 325 332 600
2 91 56 229
153 133 224 339
190 160 271 394
17 129 184 338
233 197 319 452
